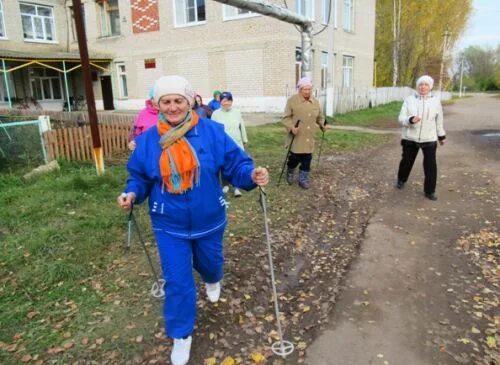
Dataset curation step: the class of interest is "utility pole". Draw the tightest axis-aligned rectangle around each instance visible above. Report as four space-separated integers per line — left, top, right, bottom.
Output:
459 57 464 98
438 25 450 96
72 0 104 175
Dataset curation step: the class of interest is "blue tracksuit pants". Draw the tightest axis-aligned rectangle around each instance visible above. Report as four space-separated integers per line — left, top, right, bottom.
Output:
154 228 225 339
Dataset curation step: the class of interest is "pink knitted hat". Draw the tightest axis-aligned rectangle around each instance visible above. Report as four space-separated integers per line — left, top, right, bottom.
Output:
297 77 313 90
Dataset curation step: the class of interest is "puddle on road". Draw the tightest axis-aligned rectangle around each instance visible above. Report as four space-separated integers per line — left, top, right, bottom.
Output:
472 130 500 139
482 132 500 138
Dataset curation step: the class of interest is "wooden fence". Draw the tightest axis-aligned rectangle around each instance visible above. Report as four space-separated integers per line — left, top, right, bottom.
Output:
0 109 135 126
43 123 130 162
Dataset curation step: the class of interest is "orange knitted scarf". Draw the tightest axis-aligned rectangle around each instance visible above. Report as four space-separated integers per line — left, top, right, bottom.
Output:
157 111 200 194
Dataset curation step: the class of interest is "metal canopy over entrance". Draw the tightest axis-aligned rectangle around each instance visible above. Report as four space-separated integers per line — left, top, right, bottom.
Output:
0 50 112 111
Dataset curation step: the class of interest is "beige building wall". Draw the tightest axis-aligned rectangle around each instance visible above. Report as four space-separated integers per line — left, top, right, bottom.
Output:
1 0 375 113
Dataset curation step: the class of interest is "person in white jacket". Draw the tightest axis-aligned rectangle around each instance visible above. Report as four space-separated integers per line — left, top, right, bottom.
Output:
396 75 447 201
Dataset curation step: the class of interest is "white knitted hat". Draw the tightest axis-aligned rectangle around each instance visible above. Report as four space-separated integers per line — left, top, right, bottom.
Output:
154 75 195 106
416 75 434 89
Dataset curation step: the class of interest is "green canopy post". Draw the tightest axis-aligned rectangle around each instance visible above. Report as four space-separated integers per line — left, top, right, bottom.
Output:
1 59 12 109
63 61 71 112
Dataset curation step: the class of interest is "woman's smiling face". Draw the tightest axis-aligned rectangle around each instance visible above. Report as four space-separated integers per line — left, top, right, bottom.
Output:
157 94 189 124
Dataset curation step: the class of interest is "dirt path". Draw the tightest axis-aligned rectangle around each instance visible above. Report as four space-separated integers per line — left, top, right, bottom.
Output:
306 94 500 365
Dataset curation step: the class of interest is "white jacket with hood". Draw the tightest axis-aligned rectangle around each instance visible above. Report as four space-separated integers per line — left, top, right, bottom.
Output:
398 93 446 143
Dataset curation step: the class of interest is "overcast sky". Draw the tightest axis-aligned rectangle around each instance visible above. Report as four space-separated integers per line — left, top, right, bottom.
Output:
458 0 500 49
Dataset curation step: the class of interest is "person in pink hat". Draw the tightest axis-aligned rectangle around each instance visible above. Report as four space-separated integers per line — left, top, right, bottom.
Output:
282 77 327 189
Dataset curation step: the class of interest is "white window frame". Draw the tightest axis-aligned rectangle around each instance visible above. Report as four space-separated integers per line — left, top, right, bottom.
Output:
295 0 314 21
334 0 338 28
69 5 86 42
29 67 63 101
20 2 57 43
174 0 206 28
97 0 120 37
321 0 330 25
321 51 329 89
116 63 128 99
343 0 353 32
0 0 6 39
222 5 259 21
342 55 354 88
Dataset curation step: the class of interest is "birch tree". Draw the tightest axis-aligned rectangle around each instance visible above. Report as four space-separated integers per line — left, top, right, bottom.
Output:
375 0 472 87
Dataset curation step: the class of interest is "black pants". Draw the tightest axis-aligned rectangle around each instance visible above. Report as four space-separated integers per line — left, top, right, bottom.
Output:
287 152 312 172
397 139 438 194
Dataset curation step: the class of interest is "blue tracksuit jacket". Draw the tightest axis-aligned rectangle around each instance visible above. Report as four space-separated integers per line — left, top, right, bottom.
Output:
124 118 256 238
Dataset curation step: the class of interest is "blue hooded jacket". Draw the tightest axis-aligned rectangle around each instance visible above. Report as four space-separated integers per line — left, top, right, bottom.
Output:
125 118 256 238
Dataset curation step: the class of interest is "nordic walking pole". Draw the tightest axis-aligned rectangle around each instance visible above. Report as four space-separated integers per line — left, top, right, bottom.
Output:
259 187 294 358
316 124 326 168
127 203 166 298
125 205 133 250
277 120 301 186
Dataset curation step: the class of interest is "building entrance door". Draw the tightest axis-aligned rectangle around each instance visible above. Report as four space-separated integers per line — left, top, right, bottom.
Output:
100 75 114 110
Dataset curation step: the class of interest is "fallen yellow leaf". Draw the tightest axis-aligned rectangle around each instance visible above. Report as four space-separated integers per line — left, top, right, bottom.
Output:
250 352 266 363
204 357 217 365
297 341 307 350
264 315 274 322
221 357 235 365
486 336 496 348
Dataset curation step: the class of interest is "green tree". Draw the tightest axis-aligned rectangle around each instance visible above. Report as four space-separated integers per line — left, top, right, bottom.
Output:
375 0 473 88
453 45 500 91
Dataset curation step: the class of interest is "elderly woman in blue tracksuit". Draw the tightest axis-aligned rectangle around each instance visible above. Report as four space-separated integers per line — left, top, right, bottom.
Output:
117 75 269 365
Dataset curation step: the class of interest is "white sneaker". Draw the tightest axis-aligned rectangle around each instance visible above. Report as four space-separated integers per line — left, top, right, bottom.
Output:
234 188 242 197
205 282 221 303
222 186 229 194
171 336 192 365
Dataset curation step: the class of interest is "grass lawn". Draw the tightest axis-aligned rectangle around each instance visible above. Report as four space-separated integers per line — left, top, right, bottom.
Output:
0 106 394 363
328 101 401 129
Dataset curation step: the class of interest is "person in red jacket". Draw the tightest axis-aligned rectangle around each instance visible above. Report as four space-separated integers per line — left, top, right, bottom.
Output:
128 86 159 150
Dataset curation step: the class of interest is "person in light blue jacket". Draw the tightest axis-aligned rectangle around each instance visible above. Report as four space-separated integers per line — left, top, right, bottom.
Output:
117 75 269 365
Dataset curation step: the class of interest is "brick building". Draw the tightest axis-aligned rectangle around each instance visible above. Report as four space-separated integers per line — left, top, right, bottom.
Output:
0 0 375 113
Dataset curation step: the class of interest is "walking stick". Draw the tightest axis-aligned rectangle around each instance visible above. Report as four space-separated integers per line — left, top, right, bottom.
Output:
316 130 325 168
125 206 133 250
125 202 165 299
259 188 294 358
316 120 328 168
277 120 301 186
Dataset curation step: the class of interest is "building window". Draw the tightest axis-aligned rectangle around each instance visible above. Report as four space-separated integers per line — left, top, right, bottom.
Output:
20 3 56 42
29 68 62 100
295 47 302 86
174 0 205 27
321 52 329 89
342 56 354 88
97 0 120 37
69 5 86 42
295 0 314 20
0 0 6 38
321 0 330 25
223 5 257 20
116 63 128 98
343 0 353 32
